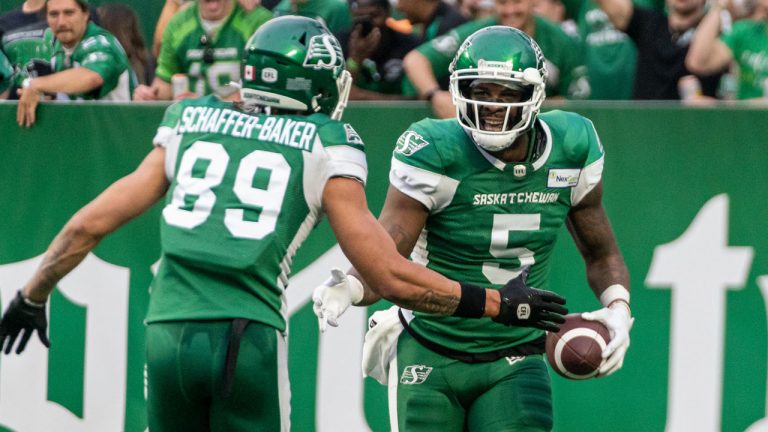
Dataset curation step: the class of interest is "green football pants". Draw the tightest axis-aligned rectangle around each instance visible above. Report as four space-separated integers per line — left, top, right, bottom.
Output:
145 320 289 432
390 331 553 432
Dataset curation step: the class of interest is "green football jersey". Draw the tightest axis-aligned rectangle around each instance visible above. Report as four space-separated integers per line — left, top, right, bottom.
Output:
577 0 637 100
273 0 352 34
51 22 132 100
0 22 53 87
0 49 12 92
721 20 768 100
147 96 367 331
416 16 589 98
156 3 272 97
391 110 604 353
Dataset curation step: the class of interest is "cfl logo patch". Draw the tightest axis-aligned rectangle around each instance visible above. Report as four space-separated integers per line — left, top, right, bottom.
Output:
261 68 277 83
400 365 433 385
517 303 531 320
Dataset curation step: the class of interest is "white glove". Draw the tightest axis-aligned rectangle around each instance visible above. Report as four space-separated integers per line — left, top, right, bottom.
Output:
312 268 364 332
582 302 634 377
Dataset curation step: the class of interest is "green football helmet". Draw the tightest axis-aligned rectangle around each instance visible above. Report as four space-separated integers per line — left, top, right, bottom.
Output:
239 16 352 120
449 26 548 151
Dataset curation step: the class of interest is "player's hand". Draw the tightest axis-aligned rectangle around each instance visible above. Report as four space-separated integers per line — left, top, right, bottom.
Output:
0 291 51 354
582 303 633 376
312 268 364 332
492 269 567 332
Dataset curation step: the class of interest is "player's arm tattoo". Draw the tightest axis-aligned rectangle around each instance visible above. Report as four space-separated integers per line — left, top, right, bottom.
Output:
25 223 102 301
383 221 461 316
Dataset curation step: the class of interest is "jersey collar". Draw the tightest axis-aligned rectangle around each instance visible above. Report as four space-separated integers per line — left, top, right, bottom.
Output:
473 118 553 171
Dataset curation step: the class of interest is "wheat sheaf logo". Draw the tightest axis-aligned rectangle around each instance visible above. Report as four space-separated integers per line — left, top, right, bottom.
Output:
400 365 433 385
303 34 343 70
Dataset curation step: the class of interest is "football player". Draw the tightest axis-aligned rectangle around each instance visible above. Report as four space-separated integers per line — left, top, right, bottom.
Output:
313 26 634 431
0 18 567 432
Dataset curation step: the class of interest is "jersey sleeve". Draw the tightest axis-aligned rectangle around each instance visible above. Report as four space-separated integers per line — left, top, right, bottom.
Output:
153 101 185 148
152 100 186 181
316 119 368 185
390 122 459 212
155 12 186 82
77 34 126 91
571 116 604 205
0 49 12 93
720 21 745 56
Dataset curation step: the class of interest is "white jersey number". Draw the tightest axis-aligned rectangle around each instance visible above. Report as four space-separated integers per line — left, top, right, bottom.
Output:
482 213 539 284
162 140 290 239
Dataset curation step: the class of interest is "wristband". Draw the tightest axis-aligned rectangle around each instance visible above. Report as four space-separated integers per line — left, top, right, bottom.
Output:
453 283 486 318
21 77 33 89
599 284 630 308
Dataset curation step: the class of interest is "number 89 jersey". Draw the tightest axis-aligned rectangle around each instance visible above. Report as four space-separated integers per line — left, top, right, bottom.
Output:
146 96 367 331
391 110 604 353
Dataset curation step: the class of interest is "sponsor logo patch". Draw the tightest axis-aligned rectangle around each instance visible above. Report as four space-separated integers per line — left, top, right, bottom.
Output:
400 365 433 384
395 131 429 156
547 169 580 188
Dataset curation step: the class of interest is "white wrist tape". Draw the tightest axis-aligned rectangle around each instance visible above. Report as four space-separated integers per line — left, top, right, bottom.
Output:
347 274 364 305
599 284 630 308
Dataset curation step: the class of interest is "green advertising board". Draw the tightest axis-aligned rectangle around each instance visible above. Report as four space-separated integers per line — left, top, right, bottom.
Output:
0 101 766 431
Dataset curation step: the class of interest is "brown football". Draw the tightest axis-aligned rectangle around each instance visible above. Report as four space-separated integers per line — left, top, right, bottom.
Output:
545 313 611 380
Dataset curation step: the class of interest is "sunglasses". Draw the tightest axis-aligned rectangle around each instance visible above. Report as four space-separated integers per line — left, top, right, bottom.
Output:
199 33 215 65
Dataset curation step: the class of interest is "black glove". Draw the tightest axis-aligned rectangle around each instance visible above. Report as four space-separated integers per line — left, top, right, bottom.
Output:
0 291 51 354
492 270 568 332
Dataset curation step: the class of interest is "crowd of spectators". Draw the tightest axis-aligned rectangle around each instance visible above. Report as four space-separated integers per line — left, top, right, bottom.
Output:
1 0 767 126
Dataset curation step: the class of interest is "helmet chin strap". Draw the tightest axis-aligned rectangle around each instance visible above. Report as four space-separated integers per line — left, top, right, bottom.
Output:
471 128 523 152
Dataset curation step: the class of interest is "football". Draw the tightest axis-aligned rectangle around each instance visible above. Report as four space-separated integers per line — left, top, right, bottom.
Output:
545 314 611 380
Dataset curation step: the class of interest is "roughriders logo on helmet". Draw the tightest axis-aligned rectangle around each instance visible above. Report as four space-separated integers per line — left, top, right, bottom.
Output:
303 35 343 71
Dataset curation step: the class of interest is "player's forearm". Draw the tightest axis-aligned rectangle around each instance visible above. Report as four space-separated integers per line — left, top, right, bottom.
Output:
351 262 500 317
403 50 440 98
585 253 630 298
23 216 103 303
29 67 104 94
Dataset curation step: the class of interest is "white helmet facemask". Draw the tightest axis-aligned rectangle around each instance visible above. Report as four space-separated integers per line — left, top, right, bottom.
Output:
451 66 546 152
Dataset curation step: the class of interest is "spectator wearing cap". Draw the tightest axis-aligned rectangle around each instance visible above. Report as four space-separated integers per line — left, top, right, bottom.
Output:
133 0 271 101
403 0 590 118
273 0 353 33
594 0 723 99
16 0 133 128
337 0 421 100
